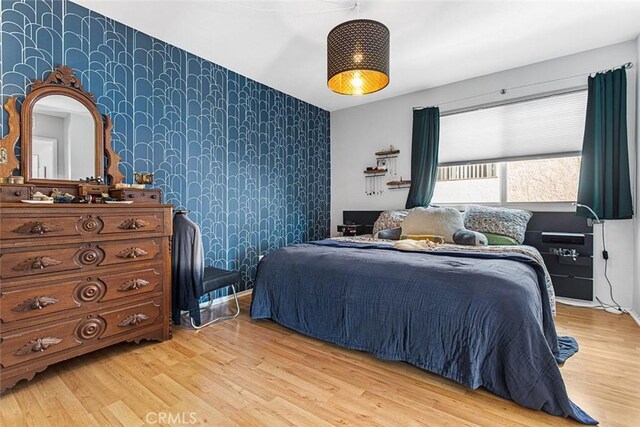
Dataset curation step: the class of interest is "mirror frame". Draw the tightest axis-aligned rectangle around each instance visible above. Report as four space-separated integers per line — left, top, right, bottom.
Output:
17 65 124 186
21 66 103 185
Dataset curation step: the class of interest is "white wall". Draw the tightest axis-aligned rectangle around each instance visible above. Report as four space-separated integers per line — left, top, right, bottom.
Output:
331 40 638 309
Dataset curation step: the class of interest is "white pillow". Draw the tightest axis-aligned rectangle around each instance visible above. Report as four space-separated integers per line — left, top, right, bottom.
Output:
400 207 464 243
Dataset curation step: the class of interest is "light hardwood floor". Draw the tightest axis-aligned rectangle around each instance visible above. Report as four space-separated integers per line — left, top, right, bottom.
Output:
1 295 639 426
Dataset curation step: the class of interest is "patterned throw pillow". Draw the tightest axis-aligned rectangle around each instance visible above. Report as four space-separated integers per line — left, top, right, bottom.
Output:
464 205 532 244
372 209 410 237
400 207 464 243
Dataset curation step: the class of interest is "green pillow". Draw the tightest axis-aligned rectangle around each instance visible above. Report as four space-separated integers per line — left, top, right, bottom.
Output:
483 233 519 245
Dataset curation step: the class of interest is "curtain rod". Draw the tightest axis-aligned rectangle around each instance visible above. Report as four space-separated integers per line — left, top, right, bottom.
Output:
413 62 633 111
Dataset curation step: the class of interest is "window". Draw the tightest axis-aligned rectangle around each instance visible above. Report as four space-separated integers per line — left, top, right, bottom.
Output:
433 163 501 204
431 90 586 205
506 156 580 203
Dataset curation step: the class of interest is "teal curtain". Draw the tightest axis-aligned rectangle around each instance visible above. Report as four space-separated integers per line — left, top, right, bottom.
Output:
406 107 440 209
577 68 633 220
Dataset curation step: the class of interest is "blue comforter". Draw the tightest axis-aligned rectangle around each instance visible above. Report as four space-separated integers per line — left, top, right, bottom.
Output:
251 240 597 424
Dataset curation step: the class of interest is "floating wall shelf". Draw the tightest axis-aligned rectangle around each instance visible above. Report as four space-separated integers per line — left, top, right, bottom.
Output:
375 149 400 157
387 179 411 189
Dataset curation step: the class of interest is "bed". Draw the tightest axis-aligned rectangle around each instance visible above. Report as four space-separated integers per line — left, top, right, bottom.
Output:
250 210 597 424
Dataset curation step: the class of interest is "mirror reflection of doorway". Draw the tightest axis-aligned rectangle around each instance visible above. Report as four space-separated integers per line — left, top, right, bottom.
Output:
32 136 58 179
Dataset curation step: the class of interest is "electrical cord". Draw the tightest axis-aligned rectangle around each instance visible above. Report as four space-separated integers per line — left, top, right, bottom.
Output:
594 221 626 314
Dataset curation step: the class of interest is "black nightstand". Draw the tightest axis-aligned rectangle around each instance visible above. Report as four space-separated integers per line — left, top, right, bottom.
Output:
523 212 594 301
337 224 364 236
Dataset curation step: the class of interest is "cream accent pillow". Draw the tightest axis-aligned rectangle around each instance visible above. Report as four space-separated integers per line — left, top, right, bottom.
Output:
400 207 464 243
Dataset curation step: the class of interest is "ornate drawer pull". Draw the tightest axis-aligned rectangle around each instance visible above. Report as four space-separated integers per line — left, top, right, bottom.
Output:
14 337 63 356
116 247 148 259
14 190 22 196
118 278 150 292
118 313 149 327
13 256 62 271
118 218 148 230
12 296 61 312
12 221 63 235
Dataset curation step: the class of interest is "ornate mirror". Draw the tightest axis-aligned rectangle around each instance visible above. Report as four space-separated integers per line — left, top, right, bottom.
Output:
0 65 124 186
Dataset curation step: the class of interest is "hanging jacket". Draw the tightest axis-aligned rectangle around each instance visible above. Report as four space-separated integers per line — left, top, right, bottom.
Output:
172 213 204 325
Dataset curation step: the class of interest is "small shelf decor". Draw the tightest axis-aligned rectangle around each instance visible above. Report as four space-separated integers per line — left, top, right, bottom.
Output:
376 145 399 179
374 148 400 157
362 145 408 195
387 178 411 189
363 167 387 195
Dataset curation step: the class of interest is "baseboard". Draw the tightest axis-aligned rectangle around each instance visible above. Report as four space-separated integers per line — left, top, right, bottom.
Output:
557 297 639 326
556 297 598 308
199 289 252 308
630 310 640 328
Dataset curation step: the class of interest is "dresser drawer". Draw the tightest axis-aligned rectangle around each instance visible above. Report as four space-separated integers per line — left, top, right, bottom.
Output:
1 266 163 324
0 298 163 369
0 184 32 203
0 317 84 368
0 238 163 280
99 213 163 235
110 189 162 204
98 299 162 340
1 212 164 241
1 215 82 240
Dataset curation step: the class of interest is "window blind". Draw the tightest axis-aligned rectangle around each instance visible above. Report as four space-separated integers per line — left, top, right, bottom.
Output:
438 90 588 164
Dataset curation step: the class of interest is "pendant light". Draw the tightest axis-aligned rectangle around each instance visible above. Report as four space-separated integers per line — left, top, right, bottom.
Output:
327 19 390 96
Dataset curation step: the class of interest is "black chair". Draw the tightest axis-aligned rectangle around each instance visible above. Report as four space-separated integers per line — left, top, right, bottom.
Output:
186 266 241 329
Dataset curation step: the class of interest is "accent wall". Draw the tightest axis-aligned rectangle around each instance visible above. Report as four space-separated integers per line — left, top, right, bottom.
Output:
0 0 331 292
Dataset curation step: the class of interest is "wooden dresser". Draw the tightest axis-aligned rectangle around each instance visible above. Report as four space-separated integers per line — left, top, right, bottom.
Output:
0 203 173 392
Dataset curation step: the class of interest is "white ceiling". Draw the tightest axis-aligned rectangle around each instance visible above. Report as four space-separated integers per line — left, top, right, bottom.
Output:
75 0 640 112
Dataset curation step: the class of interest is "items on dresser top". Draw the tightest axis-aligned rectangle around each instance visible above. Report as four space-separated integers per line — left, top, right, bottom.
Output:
30 191 54 202
6 176 24 184
0 203 173 393
134 172 154 185
113 182 146 189
0 183 163 204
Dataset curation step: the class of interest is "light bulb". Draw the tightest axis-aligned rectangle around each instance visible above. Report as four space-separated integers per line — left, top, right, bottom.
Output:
351 72 364 88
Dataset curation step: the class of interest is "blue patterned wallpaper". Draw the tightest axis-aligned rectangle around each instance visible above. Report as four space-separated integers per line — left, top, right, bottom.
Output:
0 0 331 293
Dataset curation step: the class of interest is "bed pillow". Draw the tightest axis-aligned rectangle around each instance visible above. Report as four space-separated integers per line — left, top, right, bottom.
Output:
464 205 532 244
377 227 402 240
399 234 446 244
372 209 410 237
483 233 520 246
400 207 464 243
452 229 488 246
